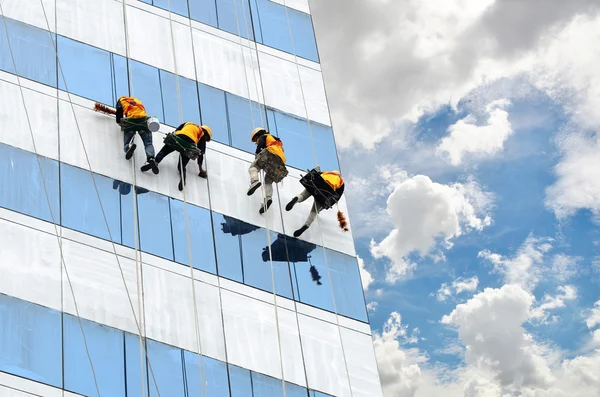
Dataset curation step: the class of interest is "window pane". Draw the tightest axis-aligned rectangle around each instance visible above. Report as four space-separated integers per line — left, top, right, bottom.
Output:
113 54 130 105
113 181 149 250
58 36 113 105
241 227 294 299
0 295 62 388
189 0 218 28
125 333 148 397
1 17 57 87
63 315 125 397
199 83 229 145
273 110 313 170
147 340 185 397
184 352 230 397
212 212 245 282
0 144 59 224
137 191 174 260
129 60 164 122
216 0 255 40
153 0 190 17
269 234 317 300
61 164 121 242
251 0 291 52
311 123 340 172
288 8 319 62
160 70 201 127
228 365 253 397
0 16 15 74
293 246 334 313
327 250 368 322
252 372 309 397
227 93 265 154
170 199 216 274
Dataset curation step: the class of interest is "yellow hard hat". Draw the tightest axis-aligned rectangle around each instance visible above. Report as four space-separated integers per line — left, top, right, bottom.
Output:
201 125 212 141
251 127 266 142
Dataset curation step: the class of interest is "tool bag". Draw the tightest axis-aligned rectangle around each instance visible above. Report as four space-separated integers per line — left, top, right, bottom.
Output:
163 133 200 160
300 168 341 209
255 149 288 183
121 116 151 133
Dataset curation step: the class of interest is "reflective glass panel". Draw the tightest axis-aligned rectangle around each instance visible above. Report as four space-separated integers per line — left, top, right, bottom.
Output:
227 93 265 154
0 17 57 87
212 212 245 282
326 249 368 322
189 0 218 28
137 191 174 260
113 54 130 104
228 364 253 397
147 339 185 397
0 295 62 388
0 144 59 224
273 110 313 170
153 0 190 17
293 246 334 313
184 352 230 397
287 7 319 62
310 123 340 172
252 372 308 397
160 70 201 127
63 315 125 397
114 180 150 249
60 164 121 243
241 227 294 299
125 333 147 397
170 199 216 274
129 60 164 122
216 0 255 40
198 83 229 145
57 36 113 105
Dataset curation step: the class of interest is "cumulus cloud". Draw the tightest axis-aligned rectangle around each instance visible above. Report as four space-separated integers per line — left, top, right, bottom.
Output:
435 276 479 302
530 285 578 324
358 255 375 291
437 99 513 165
370 175 492 282
585 301 600 329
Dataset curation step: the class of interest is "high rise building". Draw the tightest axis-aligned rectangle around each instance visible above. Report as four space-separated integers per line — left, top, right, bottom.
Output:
0 0 383 396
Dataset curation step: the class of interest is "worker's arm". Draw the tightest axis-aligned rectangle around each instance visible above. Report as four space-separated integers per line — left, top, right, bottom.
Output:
115 100 123 124
175 123 186 132
255 135 267 155
197 135 207 178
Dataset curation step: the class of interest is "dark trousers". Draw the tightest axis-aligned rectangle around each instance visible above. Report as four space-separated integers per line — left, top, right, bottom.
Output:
155 135 193 180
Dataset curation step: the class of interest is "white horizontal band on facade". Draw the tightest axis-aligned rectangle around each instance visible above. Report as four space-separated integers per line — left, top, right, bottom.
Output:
0 0 330 126
0 208 383 397
0 372 84 397
0 72 355 256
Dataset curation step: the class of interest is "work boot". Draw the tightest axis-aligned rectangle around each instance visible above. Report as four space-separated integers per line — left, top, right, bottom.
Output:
140 157 159 174
178 179 185 191
293 225 309 238
125 140 137 160
259 199 272 214
285 197 298 211
247 180 261 196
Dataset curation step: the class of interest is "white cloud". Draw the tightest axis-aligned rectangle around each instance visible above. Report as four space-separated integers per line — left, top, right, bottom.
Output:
478 235 553 291
585 301 600 329
358 255 375 291
550 254 580 282
530 285 578 323
435 276 479 302
371 175 492 283
437 99 513 165
367 301 379 312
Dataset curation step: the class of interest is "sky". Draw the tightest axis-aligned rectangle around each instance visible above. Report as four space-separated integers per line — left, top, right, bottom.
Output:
309 1 600 396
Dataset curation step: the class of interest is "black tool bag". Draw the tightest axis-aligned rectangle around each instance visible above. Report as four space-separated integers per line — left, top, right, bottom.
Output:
300 168 341 209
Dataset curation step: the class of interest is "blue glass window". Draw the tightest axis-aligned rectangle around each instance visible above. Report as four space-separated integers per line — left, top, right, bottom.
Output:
160 70 201 127
252 372 308 397
216 0 255 40
227 93 266 154
326 250 368 322
57 36 114 105
113 54 130 104
228 365 253 397
129 60 164 121
310 123 339 172
170 199 216 274
189 0 218 28
199 83 229 145
137 191 174 260
0 144 59 223
0 295 62 388
113 180 150 249
286 7 318 62
0 17 57 87
184 352 230 396
212 212 246 282
241 227 294 299
272 110 314 170
125 333 148 397
60 165 121 243
269 234 316 299
63 315 125 397
153 0 190 17
147 340 185 397
293 246 333 313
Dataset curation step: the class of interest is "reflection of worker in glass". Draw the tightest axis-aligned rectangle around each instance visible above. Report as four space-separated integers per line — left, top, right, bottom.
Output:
286 168 345 237
112 180 149 196
115 96 158 173
262 234 322 285
247 127 288 215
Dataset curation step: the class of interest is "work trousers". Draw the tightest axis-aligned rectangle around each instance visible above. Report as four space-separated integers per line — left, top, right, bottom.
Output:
249 159 274 200
124 130 155 159
297 189 324 227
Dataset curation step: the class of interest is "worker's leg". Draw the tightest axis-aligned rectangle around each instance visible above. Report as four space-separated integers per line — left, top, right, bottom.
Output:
177 155 191 191
285 188 311 211
247 159 262 196
123 130 136 160
294 200 323 237
139 131 156 160
154 144 175 164
259 174 274 214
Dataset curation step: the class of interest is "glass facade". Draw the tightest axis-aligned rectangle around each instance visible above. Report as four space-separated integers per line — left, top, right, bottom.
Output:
0 1 381 396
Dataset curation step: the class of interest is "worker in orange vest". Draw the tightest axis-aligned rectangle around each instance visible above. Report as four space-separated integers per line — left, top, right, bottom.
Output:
247 127 288 214
285 168 345 237
116 96 158 173
142 122 212 191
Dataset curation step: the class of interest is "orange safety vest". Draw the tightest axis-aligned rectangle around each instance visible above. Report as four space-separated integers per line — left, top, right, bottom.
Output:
321 171 344 190
176 122 204 144
265 134 286 164
119 96 148 118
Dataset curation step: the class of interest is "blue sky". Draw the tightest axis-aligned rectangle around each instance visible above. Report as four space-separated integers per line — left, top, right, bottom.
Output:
310 1 600 394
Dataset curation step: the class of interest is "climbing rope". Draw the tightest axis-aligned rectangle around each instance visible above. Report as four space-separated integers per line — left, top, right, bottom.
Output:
0 3 101 396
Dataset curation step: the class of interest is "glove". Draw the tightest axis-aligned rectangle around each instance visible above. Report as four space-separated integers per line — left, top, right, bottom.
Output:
198 169 207 178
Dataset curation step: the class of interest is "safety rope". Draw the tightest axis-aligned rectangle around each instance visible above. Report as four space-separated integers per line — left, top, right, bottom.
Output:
232 0 288 395
0 3 102 396
164 0 209 395
280 1 355 395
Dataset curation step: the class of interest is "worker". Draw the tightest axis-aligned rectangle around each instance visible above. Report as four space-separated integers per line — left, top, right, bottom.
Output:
285 168 345 237
247 127 288 214
141 122 212 191
115 96 158 173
